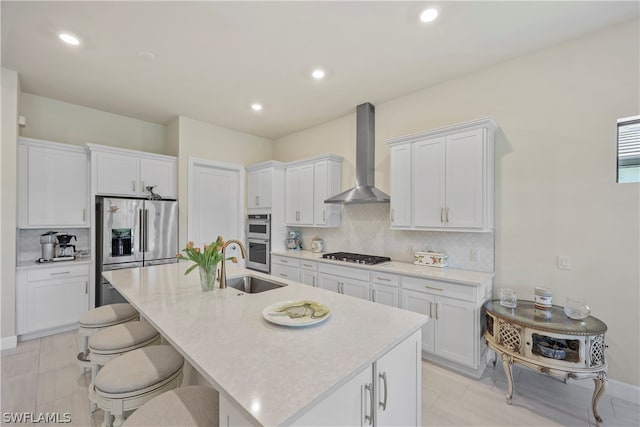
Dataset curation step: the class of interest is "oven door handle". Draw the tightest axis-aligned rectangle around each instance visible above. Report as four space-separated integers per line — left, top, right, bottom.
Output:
248 239 270 243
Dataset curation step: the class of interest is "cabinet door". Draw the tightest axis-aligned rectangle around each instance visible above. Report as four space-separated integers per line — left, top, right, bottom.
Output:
96 152 139 196
285 167 299 224
26 146 88 226
318 273 341 294
140 158 177 199
247 170 260 209
376 330 421 427
434 297 476 367
371 282 398 307
412 137 446 227
271 264 299 282
314 161 329 225
390 144 412 227
298 164 314 225
445 129 484 228
342 278 370 300
401 289 435 353
292 364 372 426
300 269 318 287
28 276 88 333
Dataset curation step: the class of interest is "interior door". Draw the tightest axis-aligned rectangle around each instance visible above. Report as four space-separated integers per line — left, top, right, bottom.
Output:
188 158 243 263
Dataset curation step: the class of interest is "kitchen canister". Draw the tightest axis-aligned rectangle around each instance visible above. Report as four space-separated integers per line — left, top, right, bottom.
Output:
414 251 449 268
534 287 552 309
310 236 324 253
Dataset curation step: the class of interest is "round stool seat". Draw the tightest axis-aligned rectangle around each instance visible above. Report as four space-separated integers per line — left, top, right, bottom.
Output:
89 321 160 356
122 386 219 427
79 303 138 329
94 346 184 398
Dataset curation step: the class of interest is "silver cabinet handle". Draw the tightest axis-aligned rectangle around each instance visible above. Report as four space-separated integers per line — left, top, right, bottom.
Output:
85 281 88 294
372 289 376 302
255 196 259 206
436 303 439 320
440 207 444 223
303 263 312 268
82 208 86 222
323 210 326 222
312 276 315 287
338 282 343 294
424 285 443 291
50 271 70 275
280 273 288 277
446 207 450 223
364 382 374 425
429 301 433 318
376 277 390 282
379 372 388 411
281 259 288 263
391 208 395 223
132 180 136 192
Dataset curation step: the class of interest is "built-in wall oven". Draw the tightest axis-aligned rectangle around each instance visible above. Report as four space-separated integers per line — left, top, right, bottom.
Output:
246 214 270 273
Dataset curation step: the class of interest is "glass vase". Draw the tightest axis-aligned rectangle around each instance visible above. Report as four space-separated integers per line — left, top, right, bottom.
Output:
199 265 217 292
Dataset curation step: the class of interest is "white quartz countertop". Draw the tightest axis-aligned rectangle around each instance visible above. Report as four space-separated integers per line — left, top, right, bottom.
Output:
103 262 427 426
272 250 494 286
16 258 92 270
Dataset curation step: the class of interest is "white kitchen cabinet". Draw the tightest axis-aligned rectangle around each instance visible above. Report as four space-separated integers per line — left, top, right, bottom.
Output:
300 260 318 287
271 263 300 282
389 144 411 228
387 117 497 232
88 144 177 199
18 138 89 228
401 275 487 376
285 155 343 227
246 161 286 211
318 263 370 300
292 330 421 426
370 272 400 308
16 263 89 337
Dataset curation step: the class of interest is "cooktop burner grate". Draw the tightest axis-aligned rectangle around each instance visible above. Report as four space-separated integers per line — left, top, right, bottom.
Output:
322 252 391 265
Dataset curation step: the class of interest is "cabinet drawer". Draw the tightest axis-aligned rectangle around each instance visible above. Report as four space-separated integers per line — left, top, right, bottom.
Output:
272 255 300 268
27 264 89 282
318 263 369 282
402 276 474 302
271 264 300 281
370 271 400 287
300 260 318 271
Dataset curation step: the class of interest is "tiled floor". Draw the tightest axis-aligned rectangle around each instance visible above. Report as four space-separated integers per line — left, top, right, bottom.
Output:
2 330 639 426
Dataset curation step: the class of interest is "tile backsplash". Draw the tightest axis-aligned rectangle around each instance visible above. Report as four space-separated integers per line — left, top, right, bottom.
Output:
292 204 494 272
17 228 91 261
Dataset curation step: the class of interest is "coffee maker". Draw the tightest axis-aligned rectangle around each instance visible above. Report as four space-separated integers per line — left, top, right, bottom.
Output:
40 231 57 261
56 233 77 258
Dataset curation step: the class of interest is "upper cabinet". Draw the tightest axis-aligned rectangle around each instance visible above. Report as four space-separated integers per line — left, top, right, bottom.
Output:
18 138 89 228
387 118 497 232
87 144 177 199
285 155 342 227
246 161 285 211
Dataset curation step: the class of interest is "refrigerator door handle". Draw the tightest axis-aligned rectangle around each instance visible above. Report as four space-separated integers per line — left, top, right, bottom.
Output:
138 208 144 254
144 208 149 253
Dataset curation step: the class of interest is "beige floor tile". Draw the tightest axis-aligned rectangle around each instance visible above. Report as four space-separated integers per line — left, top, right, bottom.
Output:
0 400 36 427
38 332 79 374
36 364 89 405
1 351 40 380
1 337 40 358
0 371 38 409
36 390 96 427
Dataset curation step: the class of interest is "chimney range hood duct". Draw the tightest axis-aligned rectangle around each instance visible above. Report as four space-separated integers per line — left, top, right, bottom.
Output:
324 102 390 204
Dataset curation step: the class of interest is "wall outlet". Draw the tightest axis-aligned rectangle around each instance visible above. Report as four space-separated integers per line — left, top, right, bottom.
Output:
470 248 479 262
558 255 571 270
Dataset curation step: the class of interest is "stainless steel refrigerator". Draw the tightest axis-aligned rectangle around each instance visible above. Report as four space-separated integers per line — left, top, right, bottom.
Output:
96 197 178 306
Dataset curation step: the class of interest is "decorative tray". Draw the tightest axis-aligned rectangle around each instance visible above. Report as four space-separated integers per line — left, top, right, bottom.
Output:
262 300 330 327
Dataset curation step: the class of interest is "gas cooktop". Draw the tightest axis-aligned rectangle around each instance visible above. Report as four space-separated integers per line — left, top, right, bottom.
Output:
322 252 391 265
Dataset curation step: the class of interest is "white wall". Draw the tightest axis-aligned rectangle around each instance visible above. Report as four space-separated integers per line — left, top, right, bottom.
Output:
274 20 640 386
1 68 20 346
176 116 273 243
19 93 167 153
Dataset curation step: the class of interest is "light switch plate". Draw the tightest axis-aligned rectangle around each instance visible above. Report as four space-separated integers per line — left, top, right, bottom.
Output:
558 256 571 270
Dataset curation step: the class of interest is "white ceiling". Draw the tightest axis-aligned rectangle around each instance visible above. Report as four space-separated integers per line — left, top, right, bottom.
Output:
2 1 638 139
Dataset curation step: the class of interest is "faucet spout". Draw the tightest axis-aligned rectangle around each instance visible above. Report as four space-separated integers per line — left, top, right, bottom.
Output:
220 239 246 289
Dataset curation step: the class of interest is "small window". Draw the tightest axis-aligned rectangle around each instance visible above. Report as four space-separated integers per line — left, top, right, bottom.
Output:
617 115 640 183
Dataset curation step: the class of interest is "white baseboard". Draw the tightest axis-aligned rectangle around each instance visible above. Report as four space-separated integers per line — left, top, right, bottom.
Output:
571 373 640 406
18 324 77 342
1 335 17 350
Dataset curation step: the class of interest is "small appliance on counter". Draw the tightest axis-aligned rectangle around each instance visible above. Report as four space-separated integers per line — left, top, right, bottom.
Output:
286 231 302 251
39 231 57 261
413 251 449 268
311 236 324 253
56 233 77 258
37 231 77 262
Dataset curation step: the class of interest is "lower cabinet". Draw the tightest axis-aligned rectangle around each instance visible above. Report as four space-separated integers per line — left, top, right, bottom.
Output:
300 260 318 287
291 330 421 426
319 273 370 300
16 264 89 336
370 272 400 308
271 263 300 282
401 276 486 375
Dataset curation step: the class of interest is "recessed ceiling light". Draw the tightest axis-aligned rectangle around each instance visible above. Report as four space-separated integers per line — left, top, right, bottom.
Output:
311 69 326 80
138 51 156 61
58 33 80 46
419 8 439 23
251 103 263 112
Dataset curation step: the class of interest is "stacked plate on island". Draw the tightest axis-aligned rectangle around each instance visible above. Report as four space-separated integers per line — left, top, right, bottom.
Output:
262 300 331 327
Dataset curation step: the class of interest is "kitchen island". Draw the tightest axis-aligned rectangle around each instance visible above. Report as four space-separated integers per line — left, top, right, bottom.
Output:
102 262 428 426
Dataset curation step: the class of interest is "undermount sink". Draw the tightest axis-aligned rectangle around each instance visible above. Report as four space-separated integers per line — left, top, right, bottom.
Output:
226 275 287 294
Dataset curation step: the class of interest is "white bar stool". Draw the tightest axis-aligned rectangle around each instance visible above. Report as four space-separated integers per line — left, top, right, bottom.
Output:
87 320 161 411
89 345 184 427
122 386 219 427
77 303 139 369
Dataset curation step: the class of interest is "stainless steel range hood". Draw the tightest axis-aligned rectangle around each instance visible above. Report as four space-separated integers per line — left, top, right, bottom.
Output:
324 102 390 204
